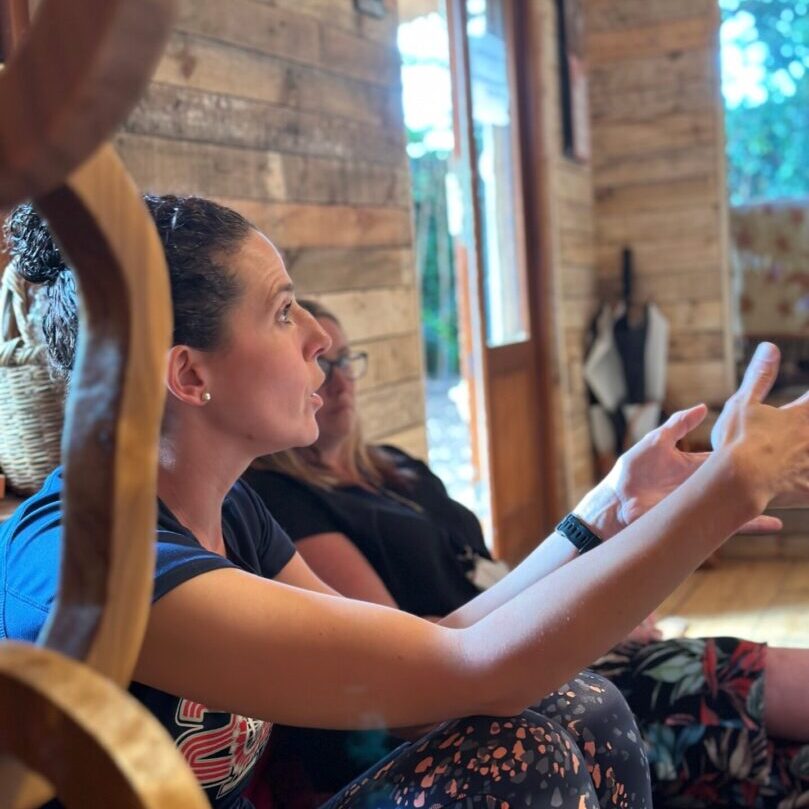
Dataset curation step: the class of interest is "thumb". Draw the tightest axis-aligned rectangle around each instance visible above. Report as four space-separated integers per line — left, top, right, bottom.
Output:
736 342 780 404
665 404 708 443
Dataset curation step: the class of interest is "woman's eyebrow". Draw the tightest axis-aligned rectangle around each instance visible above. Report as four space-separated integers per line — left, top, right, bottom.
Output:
266 281 295 304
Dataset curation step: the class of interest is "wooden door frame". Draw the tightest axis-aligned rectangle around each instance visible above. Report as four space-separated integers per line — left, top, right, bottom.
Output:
446 0 492 526
510 0 562 532
0 0 28 58
447 0 561 554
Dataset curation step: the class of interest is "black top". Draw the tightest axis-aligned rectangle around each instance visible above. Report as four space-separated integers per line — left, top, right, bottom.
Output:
0 467 296 809
244 447 491 617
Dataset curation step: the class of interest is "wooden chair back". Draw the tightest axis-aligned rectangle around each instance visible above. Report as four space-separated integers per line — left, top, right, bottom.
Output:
0 1 208 805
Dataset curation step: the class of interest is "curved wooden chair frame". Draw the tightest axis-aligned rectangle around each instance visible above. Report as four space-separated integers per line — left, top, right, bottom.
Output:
0 1 208 806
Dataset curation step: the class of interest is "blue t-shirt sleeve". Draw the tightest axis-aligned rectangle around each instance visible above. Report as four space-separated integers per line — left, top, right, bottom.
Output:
237 481 296 578
152 532 237 602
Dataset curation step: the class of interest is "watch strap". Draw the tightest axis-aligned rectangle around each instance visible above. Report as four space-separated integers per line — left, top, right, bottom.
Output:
556 513 603 554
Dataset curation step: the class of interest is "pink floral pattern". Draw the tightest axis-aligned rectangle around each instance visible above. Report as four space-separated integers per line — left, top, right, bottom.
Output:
731 202 809 335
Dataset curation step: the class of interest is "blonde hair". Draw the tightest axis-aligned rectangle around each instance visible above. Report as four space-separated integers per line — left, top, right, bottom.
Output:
252 299 408 491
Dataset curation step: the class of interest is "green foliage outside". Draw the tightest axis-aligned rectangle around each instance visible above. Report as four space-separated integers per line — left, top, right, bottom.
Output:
407 129 460 378
721 0 809 205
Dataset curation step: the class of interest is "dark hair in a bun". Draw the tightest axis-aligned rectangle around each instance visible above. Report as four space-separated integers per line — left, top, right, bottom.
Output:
3 195 253 381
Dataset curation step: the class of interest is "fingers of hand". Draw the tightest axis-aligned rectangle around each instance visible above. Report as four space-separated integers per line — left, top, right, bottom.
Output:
780 387 809 411
665 404 708 443
736 342 781 404
739 515 783 534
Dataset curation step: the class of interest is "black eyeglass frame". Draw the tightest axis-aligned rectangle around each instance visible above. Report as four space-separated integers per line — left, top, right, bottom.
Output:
317 351 369 383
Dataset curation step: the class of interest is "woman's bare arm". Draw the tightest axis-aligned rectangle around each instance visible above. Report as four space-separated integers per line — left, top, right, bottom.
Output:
131 447 759 730
134 347 809 730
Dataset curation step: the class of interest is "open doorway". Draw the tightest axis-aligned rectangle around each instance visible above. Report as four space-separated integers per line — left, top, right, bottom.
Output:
397 1 554 563
397 0 492 534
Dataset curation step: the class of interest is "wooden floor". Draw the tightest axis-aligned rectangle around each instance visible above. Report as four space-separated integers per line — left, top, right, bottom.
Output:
658 554 809 648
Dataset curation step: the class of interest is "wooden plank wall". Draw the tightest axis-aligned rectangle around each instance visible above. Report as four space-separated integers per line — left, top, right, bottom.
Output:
585 0 735 410
118 0 428 458
527 0 598 506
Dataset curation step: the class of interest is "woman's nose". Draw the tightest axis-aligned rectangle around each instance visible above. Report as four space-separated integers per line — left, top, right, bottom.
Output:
306 312 331 359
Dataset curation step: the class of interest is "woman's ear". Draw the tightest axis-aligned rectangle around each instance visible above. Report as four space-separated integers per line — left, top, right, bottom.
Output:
165 344 211 406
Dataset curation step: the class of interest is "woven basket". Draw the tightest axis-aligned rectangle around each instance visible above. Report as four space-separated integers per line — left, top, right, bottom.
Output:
0 262 64 494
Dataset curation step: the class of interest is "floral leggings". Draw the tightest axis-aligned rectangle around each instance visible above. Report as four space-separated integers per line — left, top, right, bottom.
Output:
319 670 652 809
590 637 809 808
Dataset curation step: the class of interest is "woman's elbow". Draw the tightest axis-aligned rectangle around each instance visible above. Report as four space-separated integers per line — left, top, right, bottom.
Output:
447 629 534 719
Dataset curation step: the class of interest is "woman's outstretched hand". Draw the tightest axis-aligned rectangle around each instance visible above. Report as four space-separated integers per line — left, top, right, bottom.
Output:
576 345 794 538
600 404 716 532
711 342 809 510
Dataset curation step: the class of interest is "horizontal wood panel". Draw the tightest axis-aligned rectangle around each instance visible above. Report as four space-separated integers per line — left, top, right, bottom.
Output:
217 198 413 248
175 0 321 67
656 300 727 332
595 175 719 215
286 247 414 293
116 132 410 207
586 0 717 34
359 379 425 441
320 22 402 87
589 49 713 97
593 145 720 188
666 360 733 407
560 265 598 299
555 163 594 204
589 79 716 123
314 287 419 342
175 0 401 87
593 113 717 162
562 299 599 331
598 269 722 303
587 16 716 65
595 205 721 246
127 84 406 166
153 32 403 128
558 196 594 235
669 330 726 362
251 0 397 46
559 235 596 268
353 332 423 393
596 240 722 277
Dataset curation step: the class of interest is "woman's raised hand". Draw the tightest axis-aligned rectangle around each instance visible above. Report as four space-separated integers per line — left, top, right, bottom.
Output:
711 343 809 510
597 404 714 533
576 346 791 537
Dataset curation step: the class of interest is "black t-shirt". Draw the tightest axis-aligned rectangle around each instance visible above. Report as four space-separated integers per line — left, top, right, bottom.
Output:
243 447 490 617
0 468 295 809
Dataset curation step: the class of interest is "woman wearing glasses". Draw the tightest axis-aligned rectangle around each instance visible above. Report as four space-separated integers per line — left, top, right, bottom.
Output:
247 300 809 809
246 300 497 619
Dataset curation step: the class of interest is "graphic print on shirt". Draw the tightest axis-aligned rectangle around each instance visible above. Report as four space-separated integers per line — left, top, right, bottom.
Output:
175 699 272 798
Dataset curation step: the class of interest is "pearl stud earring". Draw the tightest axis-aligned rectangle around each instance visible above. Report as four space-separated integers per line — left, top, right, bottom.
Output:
202 392 212 403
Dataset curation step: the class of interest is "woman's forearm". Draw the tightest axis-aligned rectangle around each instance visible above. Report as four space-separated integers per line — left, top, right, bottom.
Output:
439 532 576 628
439 483 621 630
457 450 759 716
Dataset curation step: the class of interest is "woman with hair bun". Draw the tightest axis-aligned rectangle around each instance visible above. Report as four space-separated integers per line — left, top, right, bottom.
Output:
1 195 808 809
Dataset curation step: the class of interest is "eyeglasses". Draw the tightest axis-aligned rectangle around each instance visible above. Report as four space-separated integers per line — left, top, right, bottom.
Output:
317 351 368 383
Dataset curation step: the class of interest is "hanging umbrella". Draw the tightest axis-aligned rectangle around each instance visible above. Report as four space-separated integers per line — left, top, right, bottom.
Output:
584 247 669 463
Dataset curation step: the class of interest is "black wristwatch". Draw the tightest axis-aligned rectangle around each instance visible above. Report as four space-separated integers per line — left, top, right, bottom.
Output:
556 513 603 554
